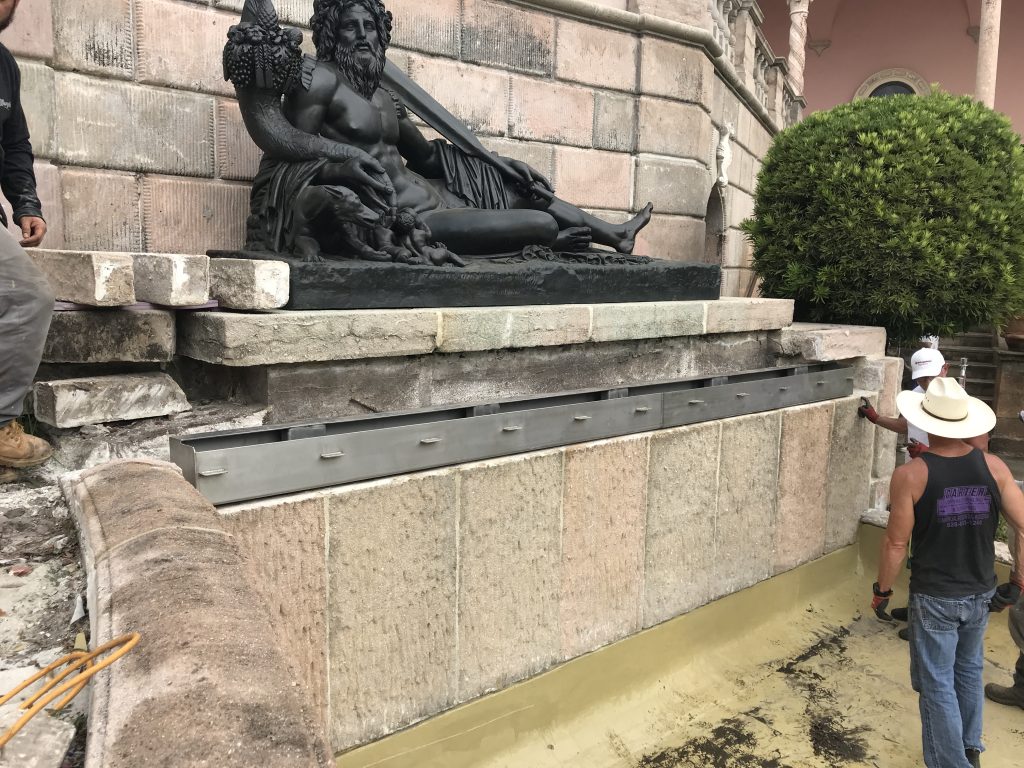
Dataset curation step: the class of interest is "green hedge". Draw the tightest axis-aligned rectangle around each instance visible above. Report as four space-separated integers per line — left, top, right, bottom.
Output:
742 92 1024 342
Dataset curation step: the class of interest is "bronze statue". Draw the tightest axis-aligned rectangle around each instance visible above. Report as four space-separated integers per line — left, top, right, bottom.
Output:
224 0 653 264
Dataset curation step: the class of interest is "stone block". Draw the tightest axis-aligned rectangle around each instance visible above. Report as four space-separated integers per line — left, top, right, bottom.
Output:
721 226 753 269
33 372 191 428
634 156 712 217
262 358 427 422
327 473 458 748
407 55 508 136
209 258 289 310
43 310 175 363
142 177 247 253
509 77 594 147
60 168 143 252
436 305 591 353
590 300 704 342
4 162 64 250
457 452 563 698
705 297 794 334
644 422 720 626
874 429 897 480
3 0 54 59
29 249 135 306
711 76 742 131
179 309 438 366
637 97 712 161
771 323 888 362
53 0 134 76
133 253 211 306
462 0 554 76
219 495 329 734
387 0 461 56
18 60 55 159
137 0 236 96
55 74 214 176
632 0 705 26
555 19 637 91
594 91 636 152
478 137 554 182
774 402 833 574
714 412 780 596
0 701 75 767
729 187 754 229
720 266 757 298
854 356 904 415
215 0 310 26
825 396 875 551
553 146 632 210
869 477 891 512
216 100 261 181
560 437 647 657
633 213 704 261
640 38 713 106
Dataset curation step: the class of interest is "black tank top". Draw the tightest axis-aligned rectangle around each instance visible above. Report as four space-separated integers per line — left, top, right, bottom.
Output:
910 449 1001 597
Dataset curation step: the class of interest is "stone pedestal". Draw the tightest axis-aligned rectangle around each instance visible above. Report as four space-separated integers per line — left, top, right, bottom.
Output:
991 349 1024 455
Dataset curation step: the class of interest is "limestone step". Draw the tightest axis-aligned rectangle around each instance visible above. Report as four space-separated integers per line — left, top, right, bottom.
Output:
42 310 175 364
133 252 210 307
33 373 191 428
177 298 795 367
29 248 135 306
209 257 289 310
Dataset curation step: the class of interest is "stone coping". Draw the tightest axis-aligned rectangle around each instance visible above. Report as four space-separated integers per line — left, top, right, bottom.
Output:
61 459 331 768
178 297 795 366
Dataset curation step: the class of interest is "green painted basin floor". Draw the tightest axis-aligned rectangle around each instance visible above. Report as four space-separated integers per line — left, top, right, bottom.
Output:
337 525 1024 767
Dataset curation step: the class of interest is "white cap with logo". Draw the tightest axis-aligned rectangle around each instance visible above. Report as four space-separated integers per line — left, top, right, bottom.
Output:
910 348 945 380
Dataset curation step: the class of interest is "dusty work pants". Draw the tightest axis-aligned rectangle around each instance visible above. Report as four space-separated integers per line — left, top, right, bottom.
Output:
0 230 53 425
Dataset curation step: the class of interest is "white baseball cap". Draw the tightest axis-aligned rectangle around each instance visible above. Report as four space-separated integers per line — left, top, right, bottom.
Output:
910 348 945 380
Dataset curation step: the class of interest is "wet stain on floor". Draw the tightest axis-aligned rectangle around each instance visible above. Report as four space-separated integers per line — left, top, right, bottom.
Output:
636 713 788 767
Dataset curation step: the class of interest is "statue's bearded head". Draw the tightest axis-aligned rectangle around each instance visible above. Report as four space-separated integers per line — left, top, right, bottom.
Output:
311 0 392 100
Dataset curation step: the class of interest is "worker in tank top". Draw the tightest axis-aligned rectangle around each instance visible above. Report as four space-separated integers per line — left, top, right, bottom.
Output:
872 378 1024 768
859 348 949 458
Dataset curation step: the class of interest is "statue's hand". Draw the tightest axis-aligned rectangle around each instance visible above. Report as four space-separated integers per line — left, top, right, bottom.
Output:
323 157 396 213
504 158 554 201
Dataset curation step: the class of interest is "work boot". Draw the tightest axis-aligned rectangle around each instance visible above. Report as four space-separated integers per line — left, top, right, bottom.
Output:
898 627 910 642
966 748 981 767
0 467 16 483
0 420 51 468
891 607 908 622
984 681 1024 710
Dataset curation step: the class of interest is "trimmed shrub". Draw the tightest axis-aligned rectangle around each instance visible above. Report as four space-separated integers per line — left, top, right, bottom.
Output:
742 92 1024 342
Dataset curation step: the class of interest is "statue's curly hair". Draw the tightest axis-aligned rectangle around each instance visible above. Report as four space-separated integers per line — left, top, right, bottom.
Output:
310 0 393 61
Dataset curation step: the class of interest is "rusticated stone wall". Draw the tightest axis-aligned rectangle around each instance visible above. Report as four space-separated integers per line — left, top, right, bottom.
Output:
3 0 777 294
220 391 882 753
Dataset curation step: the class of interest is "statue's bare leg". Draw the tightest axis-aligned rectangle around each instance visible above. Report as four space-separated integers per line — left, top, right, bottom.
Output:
420 208 559 255
543 199 654 253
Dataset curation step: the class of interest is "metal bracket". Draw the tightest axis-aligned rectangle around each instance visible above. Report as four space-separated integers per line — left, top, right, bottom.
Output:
170 363 853 505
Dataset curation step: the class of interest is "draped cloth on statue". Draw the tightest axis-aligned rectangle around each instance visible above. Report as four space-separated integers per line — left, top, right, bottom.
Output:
430 140 511 211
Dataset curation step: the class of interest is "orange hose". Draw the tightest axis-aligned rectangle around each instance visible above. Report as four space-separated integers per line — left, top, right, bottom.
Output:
0 633 140 750
0 651 87 708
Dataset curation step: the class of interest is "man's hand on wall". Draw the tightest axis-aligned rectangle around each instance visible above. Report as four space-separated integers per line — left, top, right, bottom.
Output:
18 216 46 247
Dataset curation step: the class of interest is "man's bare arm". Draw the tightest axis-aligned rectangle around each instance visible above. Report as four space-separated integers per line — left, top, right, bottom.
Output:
986 454 1024 582
877 463 919 592
875 414 909 435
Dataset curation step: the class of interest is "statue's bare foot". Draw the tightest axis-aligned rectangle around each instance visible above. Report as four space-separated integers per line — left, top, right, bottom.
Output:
615 202 654 253
553 226 592 252
293 235 323 263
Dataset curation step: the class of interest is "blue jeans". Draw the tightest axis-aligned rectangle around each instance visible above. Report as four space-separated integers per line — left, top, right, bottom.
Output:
908 589 995 768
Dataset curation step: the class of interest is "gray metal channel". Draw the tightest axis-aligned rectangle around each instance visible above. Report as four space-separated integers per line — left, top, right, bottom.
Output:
171 364 853 505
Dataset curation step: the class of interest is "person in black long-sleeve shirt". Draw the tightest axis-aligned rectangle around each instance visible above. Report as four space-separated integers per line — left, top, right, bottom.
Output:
0 0 55 474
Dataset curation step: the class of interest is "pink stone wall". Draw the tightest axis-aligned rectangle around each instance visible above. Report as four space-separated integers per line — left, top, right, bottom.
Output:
0 0 784 294
760 0 1024 134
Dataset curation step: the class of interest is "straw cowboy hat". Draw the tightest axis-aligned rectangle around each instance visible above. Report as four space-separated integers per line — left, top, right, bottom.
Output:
896 377 996 440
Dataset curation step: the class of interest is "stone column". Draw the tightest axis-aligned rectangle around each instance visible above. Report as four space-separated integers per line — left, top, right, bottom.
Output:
786 0 812 95
975 0 1002 108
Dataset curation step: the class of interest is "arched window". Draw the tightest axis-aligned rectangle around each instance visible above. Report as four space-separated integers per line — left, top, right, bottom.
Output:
854 69 929 100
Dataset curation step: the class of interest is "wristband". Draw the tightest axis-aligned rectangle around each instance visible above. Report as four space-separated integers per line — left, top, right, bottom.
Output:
873 582 893 598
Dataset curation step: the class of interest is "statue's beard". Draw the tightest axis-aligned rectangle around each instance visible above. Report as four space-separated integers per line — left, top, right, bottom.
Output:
335 43 385 101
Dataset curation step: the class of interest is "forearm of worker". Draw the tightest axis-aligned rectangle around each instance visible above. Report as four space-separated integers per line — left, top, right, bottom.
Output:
993 460 1024 581
873 414 907 435
877 471 914 591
